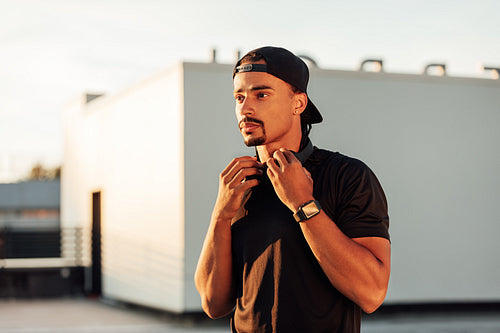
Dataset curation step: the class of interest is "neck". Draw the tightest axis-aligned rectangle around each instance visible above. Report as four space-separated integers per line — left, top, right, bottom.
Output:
256 137 302 162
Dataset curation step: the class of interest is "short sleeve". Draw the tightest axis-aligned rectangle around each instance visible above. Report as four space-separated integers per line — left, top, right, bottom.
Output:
309 151 390 241
334 157 390 240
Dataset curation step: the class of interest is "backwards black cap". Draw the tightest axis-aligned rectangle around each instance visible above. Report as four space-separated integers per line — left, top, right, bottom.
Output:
233 46 323 124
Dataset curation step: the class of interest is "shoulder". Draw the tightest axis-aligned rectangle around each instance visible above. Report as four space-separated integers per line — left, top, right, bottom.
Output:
310 148 385 201
309 148 373 179
311 148 390 240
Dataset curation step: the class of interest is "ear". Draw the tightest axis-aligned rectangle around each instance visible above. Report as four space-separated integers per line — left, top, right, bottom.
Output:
293 92 308 115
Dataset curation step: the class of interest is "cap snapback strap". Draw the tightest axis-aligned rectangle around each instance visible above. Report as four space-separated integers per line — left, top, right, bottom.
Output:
234 64 268 75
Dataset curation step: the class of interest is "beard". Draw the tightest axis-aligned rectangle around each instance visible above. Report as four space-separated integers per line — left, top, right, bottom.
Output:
239 116 266 147
245 135 266 147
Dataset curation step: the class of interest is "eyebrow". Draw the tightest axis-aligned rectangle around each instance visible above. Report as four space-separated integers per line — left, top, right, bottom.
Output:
233 85 274 94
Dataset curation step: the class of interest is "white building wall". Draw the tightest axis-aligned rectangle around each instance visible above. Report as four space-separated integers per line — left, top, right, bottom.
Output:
307 70 500 304
62 94 92 230
61 95 95 265
63 61 500 313
97 66 185 312
62 65 186 312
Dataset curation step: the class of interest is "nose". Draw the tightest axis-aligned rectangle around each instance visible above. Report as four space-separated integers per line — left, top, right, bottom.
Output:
236 97 255 117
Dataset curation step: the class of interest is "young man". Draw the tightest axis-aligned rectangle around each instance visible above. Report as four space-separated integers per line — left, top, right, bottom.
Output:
195 46 391 332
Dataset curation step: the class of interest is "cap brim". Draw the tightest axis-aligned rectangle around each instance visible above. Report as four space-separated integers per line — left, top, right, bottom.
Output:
302 98 323 124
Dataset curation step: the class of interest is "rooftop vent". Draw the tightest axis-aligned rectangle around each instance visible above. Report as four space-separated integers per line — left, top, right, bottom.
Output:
298 55 319 68
423 63 447 76
359 59 383 72
482 66 500 79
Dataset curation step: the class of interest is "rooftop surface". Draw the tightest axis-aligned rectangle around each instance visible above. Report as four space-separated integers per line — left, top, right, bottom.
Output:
0 298 499 332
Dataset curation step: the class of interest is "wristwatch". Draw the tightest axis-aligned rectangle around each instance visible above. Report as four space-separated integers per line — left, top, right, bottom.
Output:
293 200 322 222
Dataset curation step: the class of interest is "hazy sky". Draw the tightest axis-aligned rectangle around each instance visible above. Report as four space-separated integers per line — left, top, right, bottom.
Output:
1 0 499 182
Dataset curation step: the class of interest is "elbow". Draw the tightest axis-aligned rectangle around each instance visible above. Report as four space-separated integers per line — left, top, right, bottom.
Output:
359 287 387 314
194 270 235 319
361 300 383 314
195 278 234 319
359 263 391 314
201 297 234 319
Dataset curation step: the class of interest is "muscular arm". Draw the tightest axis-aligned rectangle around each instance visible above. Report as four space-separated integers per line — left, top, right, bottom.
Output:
194 213 235 318
267 150 390 313
194 156 263 318
299 216 390 313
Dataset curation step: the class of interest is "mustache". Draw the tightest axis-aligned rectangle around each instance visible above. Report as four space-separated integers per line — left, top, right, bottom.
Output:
239 116 264 128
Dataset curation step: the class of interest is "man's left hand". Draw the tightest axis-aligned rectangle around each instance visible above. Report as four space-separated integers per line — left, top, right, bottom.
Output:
266 149 314 212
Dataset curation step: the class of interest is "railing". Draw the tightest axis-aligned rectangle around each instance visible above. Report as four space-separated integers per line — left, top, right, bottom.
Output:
0 227 90 269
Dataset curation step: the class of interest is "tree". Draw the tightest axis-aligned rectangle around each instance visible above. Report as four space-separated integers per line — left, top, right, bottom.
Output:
27 163 61 181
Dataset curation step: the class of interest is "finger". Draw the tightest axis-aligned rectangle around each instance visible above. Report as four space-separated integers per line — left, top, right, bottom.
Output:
238 178 259 191
303 167 312 179
273 150 289 170
232 167 263 185
223 157 262 183
303 168 313 184
221 156 256 175
265 157 279 177
227 161 261 181
232 156 262 170
280 149 300 164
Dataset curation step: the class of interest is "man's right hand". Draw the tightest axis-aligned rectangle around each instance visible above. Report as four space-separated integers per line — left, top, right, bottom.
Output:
196 156 261 318
212 156 263 221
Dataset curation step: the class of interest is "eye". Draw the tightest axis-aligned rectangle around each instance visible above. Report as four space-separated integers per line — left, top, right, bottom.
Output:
235 95 244 103
257 92 268 99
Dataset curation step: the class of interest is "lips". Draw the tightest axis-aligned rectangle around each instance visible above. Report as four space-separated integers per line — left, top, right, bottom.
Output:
240 122 261 132
239 117 264 134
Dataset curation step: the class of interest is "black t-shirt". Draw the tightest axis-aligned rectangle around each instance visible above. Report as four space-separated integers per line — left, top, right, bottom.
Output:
230 147 390 333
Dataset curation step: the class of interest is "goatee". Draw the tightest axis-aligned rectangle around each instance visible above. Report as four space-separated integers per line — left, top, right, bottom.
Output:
239 116 266 147
245 136 266 147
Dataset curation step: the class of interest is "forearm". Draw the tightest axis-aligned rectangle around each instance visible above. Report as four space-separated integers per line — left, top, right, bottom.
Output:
195 156 262 318
194 215 235 318
299 211 391 313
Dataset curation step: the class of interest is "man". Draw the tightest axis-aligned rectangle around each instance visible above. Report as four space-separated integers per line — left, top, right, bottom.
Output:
195 46 390 333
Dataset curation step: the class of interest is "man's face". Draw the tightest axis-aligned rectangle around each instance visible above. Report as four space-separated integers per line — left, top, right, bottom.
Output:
233 63 299 148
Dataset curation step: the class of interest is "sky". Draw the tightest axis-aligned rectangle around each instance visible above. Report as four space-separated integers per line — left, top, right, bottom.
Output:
1 0 499 182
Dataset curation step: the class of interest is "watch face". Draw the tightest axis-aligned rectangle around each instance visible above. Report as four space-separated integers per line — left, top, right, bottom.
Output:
302 201 319 218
